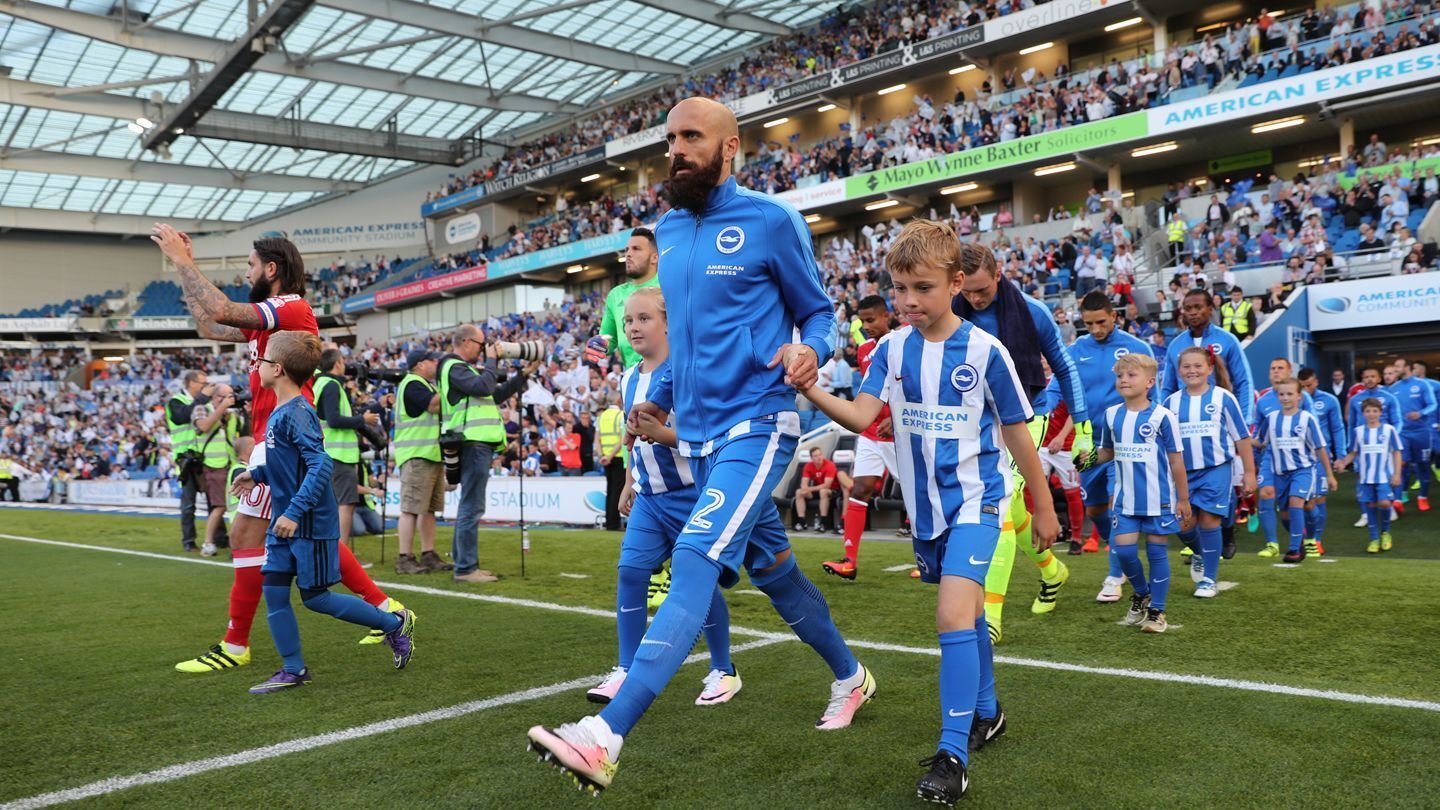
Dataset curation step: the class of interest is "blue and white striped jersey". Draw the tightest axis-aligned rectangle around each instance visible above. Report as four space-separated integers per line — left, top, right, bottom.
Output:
1163 385 1249 470
859 322 1033 541
622 360 694 496
1255 409 1327 473
1254 387 1314 431
1098 402 1181 517
1351 423 1402 484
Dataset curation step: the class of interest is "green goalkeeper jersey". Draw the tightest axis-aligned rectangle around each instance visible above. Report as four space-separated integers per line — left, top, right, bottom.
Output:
599 274 660 370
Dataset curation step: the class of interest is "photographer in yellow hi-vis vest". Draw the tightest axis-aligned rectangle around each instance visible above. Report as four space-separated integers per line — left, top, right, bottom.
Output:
438 324 541 584
597 390 627 532
315 348 377 556
194 383 241 557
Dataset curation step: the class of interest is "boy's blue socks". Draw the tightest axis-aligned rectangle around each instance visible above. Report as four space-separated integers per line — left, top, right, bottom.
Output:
1177 527 1200 554
1258 496 1278 544
974 616 997 718
300 588 401 633
1113 542 1148 595
1096 512 1122 578
262 584 305 675
702 585 733 675
1146 540 1171 610
937 629 978 765
752 553 857 680
1199 526 1223 582
615 565 651 670
1379 505 1393 533
1287 506 1306 552
1311 500 1327 542
1367 504 1381 540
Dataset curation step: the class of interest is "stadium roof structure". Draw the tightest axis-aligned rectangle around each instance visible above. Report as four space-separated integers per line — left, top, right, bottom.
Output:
0 0 833 230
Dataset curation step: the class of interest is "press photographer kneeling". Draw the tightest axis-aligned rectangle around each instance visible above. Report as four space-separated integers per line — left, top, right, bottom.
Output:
438 324 544 584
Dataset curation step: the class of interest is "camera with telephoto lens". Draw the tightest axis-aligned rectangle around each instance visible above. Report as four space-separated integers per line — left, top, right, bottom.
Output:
230 390 251 409
439 430 467 484
492 340 547 362
344 362 407 389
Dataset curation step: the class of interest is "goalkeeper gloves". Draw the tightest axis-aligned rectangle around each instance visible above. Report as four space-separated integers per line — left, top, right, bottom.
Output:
1071 420 1098 472
583 334 611 365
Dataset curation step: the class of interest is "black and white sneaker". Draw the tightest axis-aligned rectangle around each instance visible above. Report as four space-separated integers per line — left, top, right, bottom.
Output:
1282 548 1306 564
967 704 1007 753
916 751 968 805
1124 592 1151 626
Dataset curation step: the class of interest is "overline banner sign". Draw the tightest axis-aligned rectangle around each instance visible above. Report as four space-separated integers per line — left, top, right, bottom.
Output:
843 113 1148 199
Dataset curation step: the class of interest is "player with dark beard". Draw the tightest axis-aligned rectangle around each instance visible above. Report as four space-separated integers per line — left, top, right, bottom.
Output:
152 226 405 674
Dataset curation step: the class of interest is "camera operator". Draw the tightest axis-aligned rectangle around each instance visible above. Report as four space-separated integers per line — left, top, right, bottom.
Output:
193 383 241 556
438 324 542 583
166 370 214 553
393 349 452 575
314 348 379 553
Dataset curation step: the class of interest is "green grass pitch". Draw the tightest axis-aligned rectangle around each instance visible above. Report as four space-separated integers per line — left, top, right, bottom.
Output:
2 485 1438 808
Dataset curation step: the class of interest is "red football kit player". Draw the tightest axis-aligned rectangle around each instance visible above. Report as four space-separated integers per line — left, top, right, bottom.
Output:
151 225 395 675
823 296 901 581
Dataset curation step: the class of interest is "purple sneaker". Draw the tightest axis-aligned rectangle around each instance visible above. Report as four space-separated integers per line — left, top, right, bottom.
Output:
385 609 416 669
249 668 312 694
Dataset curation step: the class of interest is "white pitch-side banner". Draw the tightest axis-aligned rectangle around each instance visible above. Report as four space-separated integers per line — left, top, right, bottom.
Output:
68 479 212 510
1150 44 1440 135
1306 273 1440 332
380 476 607 525
777 179 847 210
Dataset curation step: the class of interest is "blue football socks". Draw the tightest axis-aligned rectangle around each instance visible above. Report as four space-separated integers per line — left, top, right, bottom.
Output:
1177 528 1201 555
702 585 733 675
615 565 651 670
1287 506 1306 552
937 629 978 765
600 549 719 736
1258 496 1278 544
974 616 997 719
1146 540 1171 610
752 553 857 680
1096 512 1122 578
1199 526 1223 583
1113 542 1149 596
262 584 305 675
299 588 401 633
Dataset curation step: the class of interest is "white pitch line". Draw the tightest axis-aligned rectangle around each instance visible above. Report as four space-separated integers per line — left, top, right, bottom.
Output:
559 572 590 579
0 635 786 810
6 533 1440 716
0 534 791 642
839 637 1440 712
883 563 916 572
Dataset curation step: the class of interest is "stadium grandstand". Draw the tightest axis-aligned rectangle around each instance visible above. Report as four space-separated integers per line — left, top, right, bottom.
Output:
3 0 1440 805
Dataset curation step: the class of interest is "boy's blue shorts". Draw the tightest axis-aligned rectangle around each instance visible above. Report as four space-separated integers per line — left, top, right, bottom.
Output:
1080 461 1114 507
1187 464 1235 517
1273 467 1319 502
619 487 699 570
262 533 341 591
1112 512 1180 536
1356 483 1395 503
912 519 1002 586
